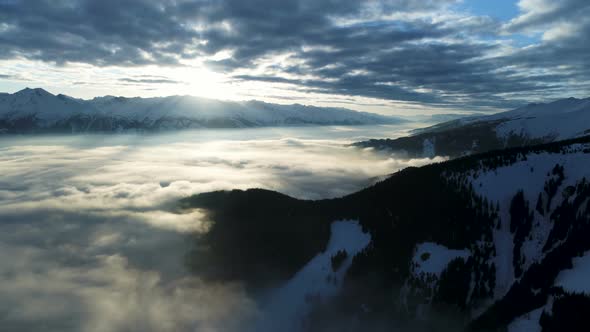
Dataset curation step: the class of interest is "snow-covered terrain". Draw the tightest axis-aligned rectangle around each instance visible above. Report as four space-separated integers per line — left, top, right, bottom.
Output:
178 134 590 331
0 88 98 123
255 220 370 332
507 307 544 332
355 97 590 158
468 146 590 301
401 242 471 317
479 98 590 141
0 88 402 133
389 138 590 330
555 251 590 295
435 97 590 141
411 242 470 278
439 141 590 330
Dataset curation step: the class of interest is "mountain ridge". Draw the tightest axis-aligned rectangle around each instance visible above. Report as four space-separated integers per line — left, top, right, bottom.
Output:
180 134 590 331
355 97 590 158
0 88 404 134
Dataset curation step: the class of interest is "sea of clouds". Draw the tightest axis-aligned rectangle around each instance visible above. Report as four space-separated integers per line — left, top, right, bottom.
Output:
0 125 444 332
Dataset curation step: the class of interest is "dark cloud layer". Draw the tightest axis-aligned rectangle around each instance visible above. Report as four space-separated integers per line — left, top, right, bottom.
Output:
0 0 588 109
500 0 590 98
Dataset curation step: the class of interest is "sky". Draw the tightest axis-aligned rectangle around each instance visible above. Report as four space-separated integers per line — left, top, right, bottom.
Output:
0 0 589 115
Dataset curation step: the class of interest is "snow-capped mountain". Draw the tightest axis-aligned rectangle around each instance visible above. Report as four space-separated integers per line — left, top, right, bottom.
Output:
355 97 590 158
0 88 100 133
484 97 590 140
0 88 402 134
181 135 590 331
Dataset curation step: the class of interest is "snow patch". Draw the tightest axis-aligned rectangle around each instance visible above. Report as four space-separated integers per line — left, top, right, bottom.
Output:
507 307 543 332
412 242 470 277
401 242 471 317
555 250 590 295
422 138 435 158
255 220 371 331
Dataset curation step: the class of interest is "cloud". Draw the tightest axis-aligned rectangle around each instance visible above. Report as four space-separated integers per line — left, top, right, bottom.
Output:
503 0 589 33
495 0 590 100
0 127 440 331
0 1 464 67
0 0 508 109
119 78 183 84
0 241 258 332
0 72 32 81
0 0 198 66
1 0 587 114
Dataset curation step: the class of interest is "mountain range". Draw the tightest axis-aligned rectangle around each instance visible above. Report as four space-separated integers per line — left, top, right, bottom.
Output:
0 88 402 134
5 86 589 330
177 97 590 331
355 97 590 158
181 134 590 331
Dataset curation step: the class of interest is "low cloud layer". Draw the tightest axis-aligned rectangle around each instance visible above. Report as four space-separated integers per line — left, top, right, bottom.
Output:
0 126 442 332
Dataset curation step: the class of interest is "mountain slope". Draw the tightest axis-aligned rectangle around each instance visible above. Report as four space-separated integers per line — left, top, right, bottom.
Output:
180 135 590 331
0 88 402 133
355 97 590 158
0 88 102 133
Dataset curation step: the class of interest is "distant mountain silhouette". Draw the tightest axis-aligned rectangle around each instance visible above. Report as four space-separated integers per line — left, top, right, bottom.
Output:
0 88 404 134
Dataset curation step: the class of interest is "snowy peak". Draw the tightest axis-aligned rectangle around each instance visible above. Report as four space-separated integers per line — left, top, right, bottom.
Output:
495 97 590 119
492 97 590 140
0 88 403 133
15 87 54 98
11 87 56 106
355 96 590 158
0 87 96 124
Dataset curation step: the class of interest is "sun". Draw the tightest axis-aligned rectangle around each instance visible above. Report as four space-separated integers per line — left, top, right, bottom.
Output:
154 65 239 101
